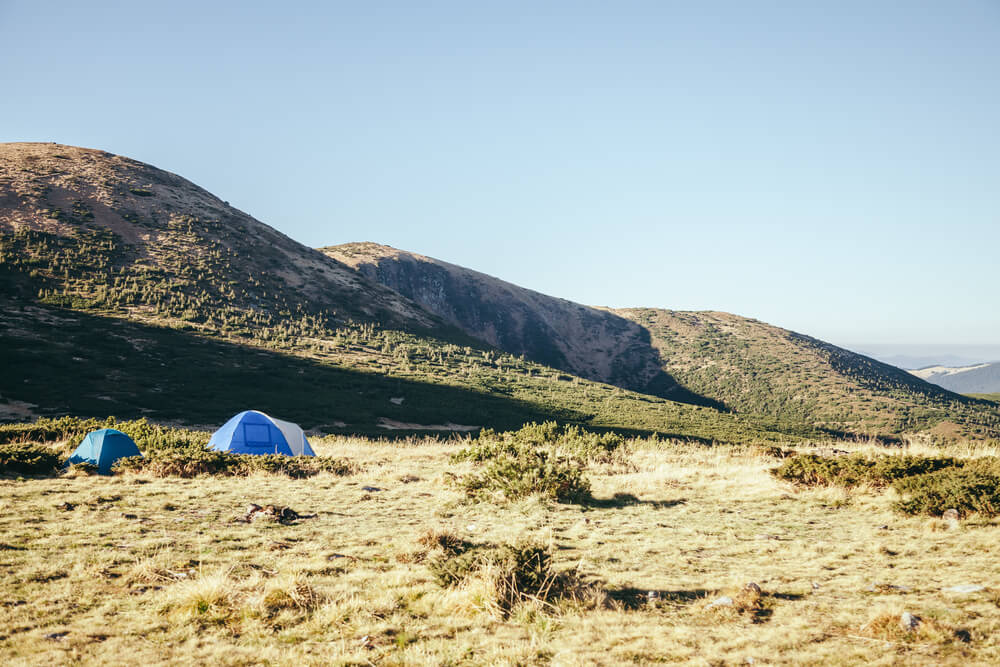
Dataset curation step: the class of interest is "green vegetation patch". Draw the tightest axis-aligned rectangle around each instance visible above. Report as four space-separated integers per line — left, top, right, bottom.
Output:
773 452 1000 517
893 469 1000 517
422 531 582 614
112 448 355 478
771 453 961 488
0 443 61 475
452 422 603 503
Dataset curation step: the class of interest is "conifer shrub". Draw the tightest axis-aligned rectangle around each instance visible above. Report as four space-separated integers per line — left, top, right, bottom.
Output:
0 443 61 475
427 538 565 613
460 448 592 503
772 453 961 488
453 421 626 465
892 469 1000 517
111 448 354 478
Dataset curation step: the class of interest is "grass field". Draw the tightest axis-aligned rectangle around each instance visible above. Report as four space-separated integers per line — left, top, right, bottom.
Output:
3 432 1000 665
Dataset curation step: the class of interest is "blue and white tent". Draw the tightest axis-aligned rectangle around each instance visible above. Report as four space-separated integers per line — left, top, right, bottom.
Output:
208 411 315 456
67 428 143 474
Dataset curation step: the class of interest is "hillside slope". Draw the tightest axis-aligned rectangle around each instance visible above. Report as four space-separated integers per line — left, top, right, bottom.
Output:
322 242 714 406
322 243 999 440
911 363 1000 394
615 309 999 438
0 143 795 443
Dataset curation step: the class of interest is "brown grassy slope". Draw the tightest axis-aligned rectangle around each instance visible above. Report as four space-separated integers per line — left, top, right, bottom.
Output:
3 436 1000 665
0 142 441 330
615 308 1000 439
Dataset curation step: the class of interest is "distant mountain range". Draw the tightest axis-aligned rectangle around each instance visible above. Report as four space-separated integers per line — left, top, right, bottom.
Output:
3 142 999 442
910 363 1000 395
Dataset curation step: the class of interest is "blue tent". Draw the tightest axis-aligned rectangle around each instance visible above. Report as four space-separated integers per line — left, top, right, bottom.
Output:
67 429 142 474
208 411 315 456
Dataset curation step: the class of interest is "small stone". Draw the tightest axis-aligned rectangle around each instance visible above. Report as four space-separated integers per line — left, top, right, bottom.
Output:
56 502 75 511
120 513 138 520
706 595 734 609
44 631 69 641
899 611 920 631
647 590 659 602
811 581 821 591
945 584 984 594
361 486 382 492
743 582 762 595
942 508 960 521
877 525 889 530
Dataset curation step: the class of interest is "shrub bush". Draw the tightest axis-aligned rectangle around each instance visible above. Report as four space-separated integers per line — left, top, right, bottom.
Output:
893 469 1000 517
0 443 61 475
454 421 625 465
461 448 591 503
111 448 354 478
428 539 561 612
0 416 207 451
772 453 962 488
452 422 621 503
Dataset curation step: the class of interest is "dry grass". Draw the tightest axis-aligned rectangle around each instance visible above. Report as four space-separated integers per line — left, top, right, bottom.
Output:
2 436 1000 665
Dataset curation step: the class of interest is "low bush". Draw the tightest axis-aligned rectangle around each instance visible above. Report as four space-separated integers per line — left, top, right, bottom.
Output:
454 421 626 465
0 416 207 451
461 449 591 503
772 453 961 488
893 469 1000 517
0 443 61 475
427 538 566 613
112 448 354 478
452 422 611 503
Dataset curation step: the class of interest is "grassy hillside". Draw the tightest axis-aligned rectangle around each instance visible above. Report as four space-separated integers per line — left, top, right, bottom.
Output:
322 242 715 407
0 143 803 443
617 309 1000 440
320 243 1000 441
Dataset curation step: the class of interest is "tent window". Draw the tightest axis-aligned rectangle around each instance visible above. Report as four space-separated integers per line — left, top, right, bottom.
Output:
243 424 270 443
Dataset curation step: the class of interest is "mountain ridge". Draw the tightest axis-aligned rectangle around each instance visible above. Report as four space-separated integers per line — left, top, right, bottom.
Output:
1 142 807 443
322 242 999 440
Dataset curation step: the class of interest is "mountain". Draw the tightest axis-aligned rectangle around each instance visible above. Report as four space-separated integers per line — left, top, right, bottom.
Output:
322 242 715 407
0 142 797 443
322 243 1000 441
911 363 1000 394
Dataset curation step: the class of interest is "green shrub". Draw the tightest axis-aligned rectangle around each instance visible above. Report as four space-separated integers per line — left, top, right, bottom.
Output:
111 448 354 478
893 469 1000 517
0 416 207 451
0 443 61 475
454 421 625 465
428 540 561 612
772 453 961 488
461 448 591 503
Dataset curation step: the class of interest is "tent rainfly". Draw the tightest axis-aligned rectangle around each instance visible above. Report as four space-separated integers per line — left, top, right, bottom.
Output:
67 428 143 474
208 411 315 456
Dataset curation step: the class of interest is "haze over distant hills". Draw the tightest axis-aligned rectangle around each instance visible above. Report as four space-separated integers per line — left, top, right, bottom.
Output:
3 143 999 441
910 363 1000 395
845 344 1000 371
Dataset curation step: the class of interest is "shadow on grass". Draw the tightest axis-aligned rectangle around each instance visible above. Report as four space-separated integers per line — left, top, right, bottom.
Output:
583 493 687 510
0 301 593 431
607 586 805 613
607 587 712 610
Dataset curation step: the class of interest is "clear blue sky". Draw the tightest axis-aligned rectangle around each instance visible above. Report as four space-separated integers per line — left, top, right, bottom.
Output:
2 1 997 348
